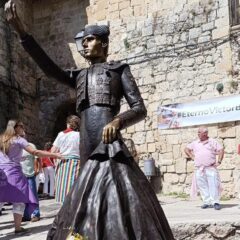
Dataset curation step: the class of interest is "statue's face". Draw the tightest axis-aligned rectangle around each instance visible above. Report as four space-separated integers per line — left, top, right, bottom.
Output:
82 35 105 60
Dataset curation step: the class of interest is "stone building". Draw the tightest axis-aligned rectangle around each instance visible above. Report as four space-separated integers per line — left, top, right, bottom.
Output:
0 0 240 197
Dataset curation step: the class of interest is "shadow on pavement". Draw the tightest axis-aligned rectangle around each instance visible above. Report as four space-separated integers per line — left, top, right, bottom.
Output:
41 215 57 220
0 223 14 231
195 203 239 209
0 223 52 240
0 220 13 225
220 203 239 209
0 212 9 217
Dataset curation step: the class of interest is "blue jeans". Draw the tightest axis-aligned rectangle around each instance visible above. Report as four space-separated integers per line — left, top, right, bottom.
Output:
24 176 40 219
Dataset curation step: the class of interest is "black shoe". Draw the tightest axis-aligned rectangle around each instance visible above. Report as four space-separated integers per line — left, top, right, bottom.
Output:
46 195 55 200
14 227 29 235
201 204 210 209
213 203 221 210
38 193 49 199
22 217 30 222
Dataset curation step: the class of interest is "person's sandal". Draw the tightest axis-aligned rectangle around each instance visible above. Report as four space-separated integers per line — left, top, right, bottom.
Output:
31 216 40 222
14 227 29 235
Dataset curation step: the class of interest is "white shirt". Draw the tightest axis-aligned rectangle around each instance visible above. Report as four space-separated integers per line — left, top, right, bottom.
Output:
53 131 80 158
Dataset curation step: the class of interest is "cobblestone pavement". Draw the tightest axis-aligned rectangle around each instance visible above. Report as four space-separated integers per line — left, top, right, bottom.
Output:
0 197 240 239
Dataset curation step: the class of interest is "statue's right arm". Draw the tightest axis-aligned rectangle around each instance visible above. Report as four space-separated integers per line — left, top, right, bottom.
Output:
20 35 76 88
4 0 76 88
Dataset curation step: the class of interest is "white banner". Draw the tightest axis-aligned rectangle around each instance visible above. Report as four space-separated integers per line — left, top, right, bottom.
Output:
158 95 240 129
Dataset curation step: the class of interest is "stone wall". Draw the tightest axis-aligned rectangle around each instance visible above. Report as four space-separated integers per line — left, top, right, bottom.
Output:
0 0 89 143
85 0 240 197
0 8 12 130
31 0 89 142
1 0 240 197
0 1 40 143
172 222 240 240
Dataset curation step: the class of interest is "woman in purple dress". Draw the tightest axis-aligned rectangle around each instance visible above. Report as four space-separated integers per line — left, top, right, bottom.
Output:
0 119 62 234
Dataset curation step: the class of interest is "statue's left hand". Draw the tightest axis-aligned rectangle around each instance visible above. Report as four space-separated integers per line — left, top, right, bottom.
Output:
102 118 121 144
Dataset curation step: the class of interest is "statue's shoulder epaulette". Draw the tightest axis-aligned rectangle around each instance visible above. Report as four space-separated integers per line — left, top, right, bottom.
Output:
103 60 128 70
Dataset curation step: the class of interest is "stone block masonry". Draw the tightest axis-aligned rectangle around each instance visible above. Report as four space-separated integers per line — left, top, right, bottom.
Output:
0 4 40 142
86 0 240 197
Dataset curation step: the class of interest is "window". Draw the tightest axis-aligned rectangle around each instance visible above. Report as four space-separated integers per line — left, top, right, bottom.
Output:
229 0 240 26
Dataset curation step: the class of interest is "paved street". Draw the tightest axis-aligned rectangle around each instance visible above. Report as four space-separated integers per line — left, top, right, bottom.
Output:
0 199 61 240
160 196 240 224
0 197 240 239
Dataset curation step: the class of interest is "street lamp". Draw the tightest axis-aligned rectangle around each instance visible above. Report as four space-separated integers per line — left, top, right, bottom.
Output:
74 30 84 55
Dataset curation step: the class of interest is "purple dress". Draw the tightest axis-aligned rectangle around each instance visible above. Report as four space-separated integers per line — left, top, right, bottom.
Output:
0 137 38 212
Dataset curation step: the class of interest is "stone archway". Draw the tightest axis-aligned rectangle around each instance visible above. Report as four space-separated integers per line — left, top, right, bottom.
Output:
52 101 77 140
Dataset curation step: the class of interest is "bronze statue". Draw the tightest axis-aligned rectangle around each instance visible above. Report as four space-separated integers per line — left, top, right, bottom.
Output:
5 1 174 239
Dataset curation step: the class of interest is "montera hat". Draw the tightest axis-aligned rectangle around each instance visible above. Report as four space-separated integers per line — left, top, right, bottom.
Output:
83 25 110 40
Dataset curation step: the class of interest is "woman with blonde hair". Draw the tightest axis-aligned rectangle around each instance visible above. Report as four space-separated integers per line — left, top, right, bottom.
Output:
51 115 80 203
0 119 62 235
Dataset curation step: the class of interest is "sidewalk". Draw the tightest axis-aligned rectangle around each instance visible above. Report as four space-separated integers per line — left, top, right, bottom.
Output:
0 197 240 239
160 196 240 224
0 199 61 240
